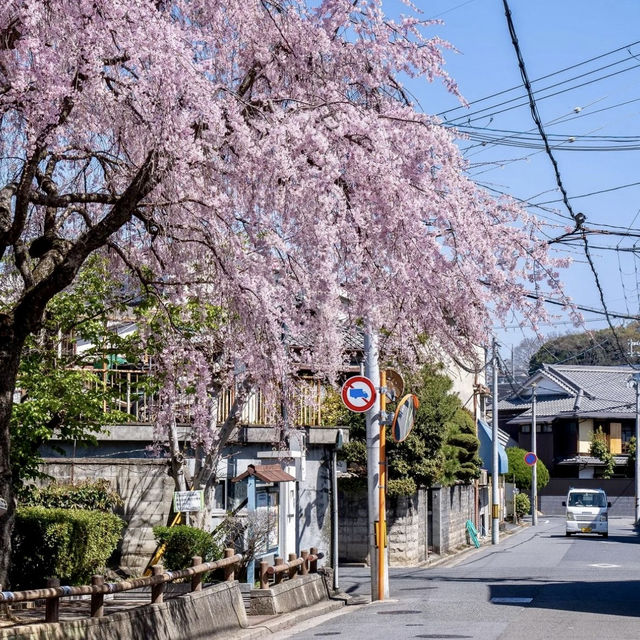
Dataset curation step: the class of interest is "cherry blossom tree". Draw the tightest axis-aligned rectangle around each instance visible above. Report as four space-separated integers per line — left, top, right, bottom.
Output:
0 0 568 586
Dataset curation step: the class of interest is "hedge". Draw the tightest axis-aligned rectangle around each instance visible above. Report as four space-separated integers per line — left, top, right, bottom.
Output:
153 525 222 572
19 479 123 511
10 507 124 589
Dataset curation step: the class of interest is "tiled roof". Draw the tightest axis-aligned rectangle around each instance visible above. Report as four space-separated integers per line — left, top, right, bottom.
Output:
231 463 296 483
499 364 638 423
556 455 628 466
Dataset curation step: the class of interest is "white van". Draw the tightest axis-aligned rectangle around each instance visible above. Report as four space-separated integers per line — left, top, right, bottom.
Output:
563 488 611 537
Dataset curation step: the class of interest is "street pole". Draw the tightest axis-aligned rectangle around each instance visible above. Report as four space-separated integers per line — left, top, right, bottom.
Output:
331 437 340 591
491 338 500 545
634 374 640 525
364 329 388 599
378 370 387 602
531 384 538 526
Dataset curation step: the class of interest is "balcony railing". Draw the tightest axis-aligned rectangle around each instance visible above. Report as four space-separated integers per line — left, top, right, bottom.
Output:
89 367 326 426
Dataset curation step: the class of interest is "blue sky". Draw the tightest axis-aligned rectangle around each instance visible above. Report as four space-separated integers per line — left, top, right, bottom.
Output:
386 0 640 356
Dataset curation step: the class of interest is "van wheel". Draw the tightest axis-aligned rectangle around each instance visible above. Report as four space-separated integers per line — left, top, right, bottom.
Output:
601 533 608 538
565 532 572 537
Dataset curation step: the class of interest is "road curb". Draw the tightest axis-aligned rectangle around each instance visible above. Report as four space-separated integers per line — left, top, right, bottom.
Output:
231 598 348 639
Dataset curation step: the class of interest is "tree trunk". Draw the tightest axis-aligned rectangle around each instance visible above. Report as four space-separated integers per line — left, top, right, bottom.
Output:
0 319 25 589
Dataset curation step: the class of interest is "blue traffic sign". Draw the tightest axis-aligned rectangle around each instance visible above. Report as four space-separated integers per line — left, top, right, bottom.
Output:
524 451 537 466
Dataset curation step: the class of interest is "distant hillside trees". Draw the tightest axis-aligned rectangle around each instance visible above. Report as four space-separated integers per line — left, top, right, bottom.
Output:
528 323 640 373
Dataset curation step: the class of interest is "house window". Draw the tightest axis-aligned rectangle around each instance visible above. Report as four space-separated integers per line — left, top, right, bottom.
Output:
521 425 530 433
542 424 552 433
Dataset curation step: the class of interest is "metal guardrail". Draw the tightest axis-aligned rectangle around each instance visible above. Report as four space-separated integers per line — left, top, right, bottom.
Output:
0 549 242 623
258 547 320 589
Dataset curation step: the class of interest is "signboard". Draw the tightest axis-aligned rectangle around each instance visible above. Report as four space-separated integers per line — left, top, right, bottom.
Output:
341 375 377 412
524 451 538 467
173 490 204 513
391 394 420 443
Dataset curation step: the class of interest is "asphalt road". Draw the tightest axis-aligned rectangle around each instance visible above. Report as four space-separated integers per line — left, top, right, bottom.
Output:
279 516 640 640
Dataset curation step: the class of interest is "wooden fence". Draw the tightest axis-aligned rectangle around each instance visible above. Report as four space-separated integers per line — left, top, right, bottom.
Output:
0 549 241 623
258 547 320 590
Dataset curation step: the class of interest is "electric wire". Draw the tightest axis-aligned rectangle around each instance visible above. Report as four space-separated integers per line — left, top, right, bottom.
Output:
501 0 635 365
444 60 640 126
438 38 640 118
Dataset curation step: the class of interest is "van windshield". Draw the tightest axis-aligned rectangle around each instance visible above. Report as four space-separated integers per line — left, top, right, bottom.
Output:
568 492 606 507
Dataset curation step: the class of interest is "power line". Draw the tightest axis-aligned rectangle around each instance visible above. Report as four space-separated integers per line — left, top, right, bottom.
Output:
438 38 640 118
534 180 640 205
501 0 633 366
444 60 640 125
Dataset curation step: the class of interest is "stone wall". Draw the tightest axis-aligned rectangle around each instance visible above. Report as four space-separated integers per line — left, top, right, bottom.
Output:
430 485 475 554
337 486 369 564
339 483 487 565
386 489 428 565
41 458 174 574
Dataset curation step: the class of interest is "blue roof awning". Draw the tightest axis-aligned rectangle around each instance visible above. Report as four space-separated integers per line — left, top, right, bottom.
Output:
478 419 509 474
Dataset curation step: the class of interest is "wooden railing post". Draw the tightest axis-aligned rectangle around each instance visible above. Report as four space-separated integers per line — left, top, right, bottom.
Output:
91 575 104 618
191 556 203 592
300 550 309 576
260 561 269 589
45 578 60 623
274 557 285 585
310 547 318 573
224 548 235 582
151 565 165 604
288 553 298 580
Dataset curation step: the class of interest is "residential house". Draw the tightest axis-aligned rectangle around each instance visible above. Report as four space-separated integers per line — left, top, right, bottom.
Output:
498 364 637 514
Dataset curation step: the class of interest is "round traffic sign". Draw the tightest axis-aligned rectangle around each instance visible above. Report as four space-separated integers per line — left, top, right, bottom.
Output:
524 451 538 466
341 376 377 412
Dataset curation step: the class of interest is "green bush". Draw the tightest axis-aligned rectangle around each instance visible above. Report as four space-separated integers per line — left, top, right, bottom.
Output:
515 493 531 518
387 477 417 497
153 525 222 571
19 479 123 511
10 507 124 589
505 447 550 492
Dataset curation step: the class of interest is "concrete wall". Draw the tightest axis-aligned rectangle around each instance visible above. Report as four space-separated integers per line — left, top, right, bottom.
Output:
41 458 174 574
248 574 329 615
0 581 247 640
42 427 340 575
339 483 488 565
430 485 475 554
386 489 428 565
539 477 635 516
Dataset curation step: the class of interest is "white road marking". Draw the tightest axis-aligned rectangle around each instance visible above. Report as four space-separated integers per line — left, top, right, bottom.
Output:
588 563 620 568
491 597 533 604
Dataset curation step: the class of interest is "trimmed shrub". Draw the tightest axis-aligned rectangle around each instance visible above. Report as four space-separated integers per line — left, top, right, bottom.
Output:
19 479 123 511
10 507 124 589
152 525 222 571
515 493 531 518
386 477 417 497
505 447 550 492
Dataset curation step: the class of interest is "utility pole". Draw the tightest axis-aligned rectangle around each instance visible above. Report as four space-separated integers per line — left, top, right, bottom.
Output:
331 429 343 592
491 338 500 545
364 329 388 599
634 372 640 525
531 384 538 526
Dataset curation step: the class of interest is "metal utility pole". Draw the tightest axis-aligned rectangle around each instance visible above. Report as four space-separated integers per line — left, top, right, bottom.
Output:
331 429 343 592
634 372 640 525
491 338 500 545
531 384 538 526
364 329 388 599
